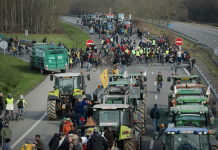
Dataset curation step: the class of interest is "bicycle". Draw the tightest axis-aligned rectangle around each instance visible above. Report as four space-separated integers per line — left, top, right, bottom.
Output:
16 108 22 120
4 104 14 121
157 82 162 94
86 63 97 72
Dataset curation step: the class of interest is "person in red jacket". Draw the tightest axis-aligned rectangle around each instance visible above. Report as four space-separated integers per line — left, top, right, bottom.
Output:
106 38 110 44
63 118 74 135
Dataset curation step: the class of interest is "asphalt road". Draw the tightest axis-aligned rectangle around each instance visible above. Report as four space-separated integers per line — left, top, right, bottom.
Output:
158 21 218 50
5 16 190 150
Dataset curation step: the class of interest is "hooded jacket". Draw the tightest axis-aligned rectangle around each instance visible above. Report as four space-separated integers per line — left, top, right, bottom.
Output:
2 143 12 150
1 126 12 142
87 132 107 150
150 107 160 119
104 130 114 149
63 121 74 135
69 134 83 150
78 100 88 115
49 133 60 150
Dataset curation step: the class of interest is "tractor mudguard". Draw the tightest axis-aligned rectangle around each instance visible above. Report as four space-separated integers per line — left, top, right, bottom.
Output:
209 134 218 147
73 89 84 96
48 89 59 97
118 125 133 141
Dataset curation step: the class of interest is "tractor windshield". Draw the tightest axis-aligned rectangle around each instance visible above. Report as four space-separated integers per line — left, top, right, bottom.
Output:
99 110 119 130
106 97 125 104
173 79 197 85
124 20 131 25
165 134 209 150
59 78 74 93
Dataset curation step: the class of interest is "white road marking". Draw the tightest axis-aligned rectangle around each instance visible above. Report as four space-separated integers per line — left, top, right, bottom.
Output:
149 140 154 149
214 40 216 41
207 37 209 38
154 82 157 85
155 95 158 99
183 68 190 75
11 112 47 149
152 71 154 74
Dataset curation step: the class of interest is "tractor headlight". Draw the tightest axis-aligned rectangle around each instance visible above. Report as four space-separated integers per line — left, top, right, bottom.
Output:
170 107 173 111
198 132 202 135
178 111 181 115
171 132 175 135
204 132 207 134
167 132 171 134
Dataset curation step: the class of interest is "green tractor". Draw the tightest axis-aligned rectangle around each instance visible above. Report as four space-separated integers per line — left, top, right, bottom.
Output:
168 83 205 109
154 125 218 150
47 72 90 120
84 97 143 150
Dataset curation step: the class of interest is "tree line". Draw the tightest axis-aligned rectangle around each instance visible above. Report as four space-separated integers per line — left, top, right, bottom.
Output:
0 0 69 33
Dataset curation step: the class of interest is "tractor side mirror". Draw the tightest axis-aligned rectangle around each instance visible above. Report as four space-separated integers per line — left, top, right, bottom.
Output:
87 74 90 81
84 106 88 115
167 77 171 82
50 75 53 81
144 76 147 81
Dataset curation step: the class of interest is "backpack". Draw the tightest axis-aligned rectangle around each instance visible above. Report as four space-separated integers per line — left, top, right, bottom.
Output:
72 142 82 150
18 100 23 107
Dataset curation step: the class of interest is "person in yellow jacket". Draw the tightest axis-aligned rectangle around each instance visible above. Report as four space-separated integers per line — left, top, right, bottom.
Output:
76 49 80 60
5 93 14 119
112 66 118 76
16 95 27 120
12 45 16 56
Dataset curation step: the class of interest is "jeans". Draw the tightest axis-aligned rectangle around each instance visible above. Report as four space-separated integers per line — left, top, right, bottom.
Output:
122 65 126 73
153 119 158 132
178 57 181 63
88 63 92 70
79 114 86 127
18 107 24 118
157 82 163 91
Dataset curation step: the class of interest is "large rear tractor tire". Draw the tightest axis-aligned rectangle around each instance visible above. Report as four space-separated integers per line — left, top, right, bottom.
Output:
135 122 142 150
47 100 58 120
124 134 135 150
138 105 145 135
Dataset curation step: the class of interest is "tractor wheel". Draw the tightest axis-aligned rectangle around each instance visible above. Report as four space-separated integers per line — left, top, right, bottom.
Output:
138 105 145 135
211 146 218 150
161 143 165 150
47 100 57 120
124 134 135 150
30 58 34 70
143 92 147 133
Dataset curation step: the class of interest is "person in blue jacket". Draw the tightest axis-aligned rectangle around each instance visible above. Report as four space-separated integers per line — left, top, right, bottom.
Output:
77 98 88 127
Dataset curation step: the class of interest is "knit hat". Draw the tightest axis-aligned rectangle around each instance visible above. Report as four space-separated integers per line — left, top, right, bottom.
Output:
20 95 23 99
66 118 70 121
94 126 98 133
68 130 74 135
67 134 73 138
62 117 66 120
72 134 78 140
5 138 11 143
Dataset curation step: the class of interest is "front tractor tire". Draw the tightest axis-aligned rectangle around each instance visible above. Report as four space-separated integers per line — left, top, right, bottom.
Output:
47 100 58 120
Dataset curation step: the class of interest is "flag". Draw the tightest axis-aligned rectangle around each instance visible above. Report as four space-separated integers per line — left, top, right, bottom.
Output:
206 85 210 95
123 69 128 78
99 68 108 88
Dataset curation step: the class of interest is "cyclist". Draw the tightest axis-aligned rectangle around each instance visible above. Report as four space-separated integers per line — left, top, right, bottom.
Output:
5 93 14 120
77 17 79 23
16 95 27 120
155 71 164 92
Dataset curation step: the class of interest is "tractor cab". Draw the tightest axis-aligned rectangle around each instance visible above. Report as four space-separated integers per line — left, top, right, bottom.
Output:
161 126 210 150
170 105 213 127
122 19 132 29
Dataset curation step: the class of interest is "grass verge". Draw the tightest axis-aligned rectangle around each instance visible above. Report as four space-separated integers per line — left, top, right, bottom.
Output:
0 53 45 102
2 22 90 50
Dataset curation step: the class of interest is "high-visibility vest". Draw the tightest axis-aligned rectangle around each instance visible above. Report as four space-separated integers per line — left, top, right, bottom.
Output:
137 46 140 50
106 48 108 52
17 99 26 108
101 40 104 45
136 50 140 56
125 49 129 53
132 50 135 55
156 49 159 53
166 50 169 55
68 52 71 55
110 38 113 42
77 18 78 20
70 58 73 64
143 48 146 53
12 46 16 51
107 30 109 34
146 51 150 57
152 40 155 45
6 98 14 105
139 49 143 55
